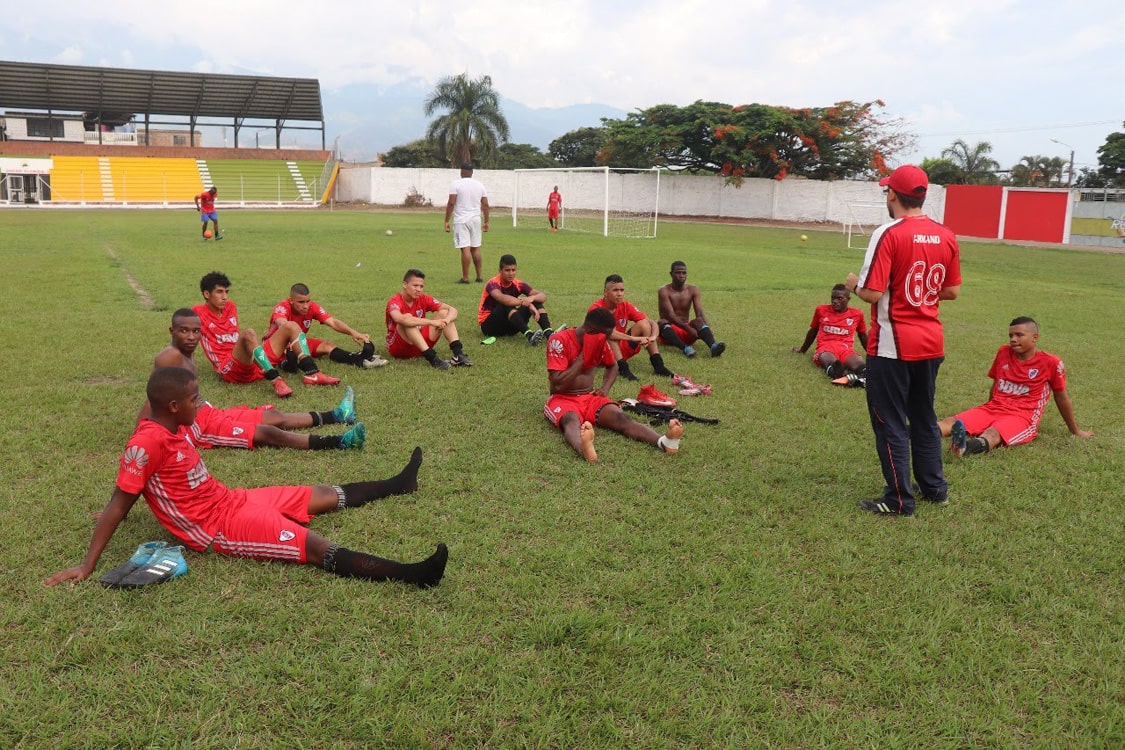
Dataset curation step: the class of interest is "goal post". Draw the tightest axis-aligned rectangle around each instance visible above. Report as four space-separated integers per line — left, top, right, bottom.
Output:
512 166 661 238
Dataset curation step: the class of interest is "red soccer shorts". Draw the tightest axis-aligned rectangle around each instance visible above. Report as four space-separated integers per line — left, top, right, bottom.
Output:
954 404 1038 447
667 323 700 345
544 393 616 428
813 342 860 367
211 485 315 563
264 335 326 366
185 403 269 449
387 326 441 359
217 356 264 384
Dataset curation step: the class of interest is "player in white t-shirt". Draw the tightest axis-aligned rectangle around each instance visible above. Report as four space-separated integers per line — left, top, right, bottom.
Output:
443 162 490 284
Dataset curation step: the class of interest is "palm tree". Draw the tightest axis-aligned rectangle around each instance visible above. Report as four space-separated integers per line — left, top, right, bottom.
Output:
940 139 1000 184
423 73 511 168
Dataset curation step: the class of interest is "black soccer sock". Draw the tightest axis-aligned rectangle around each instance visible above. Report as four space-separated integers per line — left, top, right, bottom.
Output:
617 359 638 381
450 340 464 356
263 368 282 382
310 409 340 427
650 353 674 377
321 542 448 588
329 348 356 364
297 356 320 375
697 325 717 347
422 348 439 364
360 341 375 359
281 350 300 373
308 434 343 450
336 447 423 505
965 436 990 455
659 323 687 349
538 312 552 330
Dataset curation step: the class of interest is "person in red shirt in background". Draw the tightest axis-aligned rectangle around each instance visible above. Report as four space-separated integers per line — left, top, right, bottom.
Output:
194 186 221 240
544 307 682 463
547 186 562 232
589 274 674 382
792 284 868 382
846 164 961 516
939 317 1093 456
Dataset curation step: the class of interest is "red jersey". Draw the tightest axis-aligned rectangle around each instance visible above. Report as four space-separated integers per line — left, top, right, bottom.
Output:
478 274 533 324
588 298 646 335
857 214 961 360
548 191 562 210
385 292 442 344
193 300 243 372
546 327 615 374
116 419 239 551
810 304 867 347
196 191 216 212
985 346 1066 415
265 298 332 339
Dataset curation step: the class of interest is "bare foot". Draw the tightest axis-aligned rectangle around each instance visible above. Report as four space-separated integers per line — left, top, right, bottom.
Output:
580 421 598 462
662 419 683 454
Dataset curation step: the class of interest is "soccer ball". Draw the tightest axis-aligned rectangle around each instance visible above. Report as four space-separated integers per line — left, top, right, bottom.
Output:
385 229 394 236
203 229 213 239
800 234 808 241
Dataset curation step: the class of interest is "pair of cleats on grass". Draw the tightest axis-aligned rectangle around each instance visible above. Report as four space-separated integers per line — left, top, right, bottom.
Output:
670 374 712 397
99 541 188 589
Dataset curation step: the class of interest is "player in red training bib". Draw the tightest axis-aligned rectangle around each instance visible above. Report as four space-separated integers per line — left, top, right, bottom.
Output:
547 185 562 232
194 186 222 241
938 317 1093 456
44 367 447 589
588 273 674 382
792 284 868 382
544 307 683 463
264 282 388 373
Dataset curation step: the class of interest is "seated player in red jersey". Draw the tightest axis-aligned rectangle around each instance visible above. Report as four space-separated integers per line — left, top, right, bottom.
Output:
544 307 683 463
193 271 340 397
143 309 365 451
45 367 447 589
792 284 869 381
657 260 726 358
385 268 471 370
264 282 388 373
588 274 674 382
478 254 557 345
938 317 1093 456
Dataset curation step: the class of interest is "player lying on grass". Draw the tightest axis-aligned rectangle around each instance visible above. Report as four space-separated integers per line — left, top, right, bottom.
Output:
792 284 868 381
657 260 726 358
45 367 447 589
938 317 1093 456
478 254 557 345
145 309 365 450
589 274 674 381
545 307 683 463
386 268 472 370
195 271 340 400
264 282 388 372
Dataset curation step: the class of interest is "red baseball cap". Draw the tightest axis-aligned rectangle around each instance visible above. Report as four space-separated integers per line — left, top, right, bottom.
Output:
879 165 928 197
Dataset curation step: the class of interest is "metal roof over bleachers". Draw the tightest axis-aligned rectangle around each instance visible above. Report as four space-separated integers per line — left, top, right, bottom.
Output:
0 60 324 148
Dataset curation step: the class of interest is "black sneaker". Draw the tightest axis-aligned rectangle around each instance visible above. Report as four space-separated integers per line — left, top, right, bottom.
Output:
430 357 451 371
450 352 473 367
858 499 913 517
825 362 844 379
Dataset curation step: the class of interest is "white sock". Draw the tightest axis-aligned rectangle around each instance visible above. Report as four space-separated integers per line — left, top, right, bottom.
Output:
658 435 681 452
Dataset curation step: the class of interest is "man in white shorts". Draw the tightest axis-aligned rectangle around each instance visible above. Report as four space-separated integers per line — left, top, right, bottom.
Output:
444 162 490 284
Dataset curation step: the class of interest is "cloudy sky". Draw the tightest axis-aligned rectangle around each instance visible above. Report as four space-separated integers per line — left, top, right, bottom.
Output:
2 0 1122 172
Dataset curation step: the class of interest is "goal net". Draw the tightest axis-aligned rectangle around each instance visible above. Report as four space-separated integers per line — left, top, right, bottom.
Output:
512 166 661 238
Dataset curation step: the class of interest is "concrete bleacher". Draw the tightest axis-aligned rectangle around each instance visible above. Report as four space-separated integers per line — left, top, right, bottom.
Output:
205 158 318 204
46 156 105 202
109 157 203 203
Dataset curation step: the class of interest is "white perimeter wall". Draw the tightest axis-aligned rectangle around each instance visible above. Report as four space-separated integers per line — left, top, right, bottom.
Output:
336 165 947 227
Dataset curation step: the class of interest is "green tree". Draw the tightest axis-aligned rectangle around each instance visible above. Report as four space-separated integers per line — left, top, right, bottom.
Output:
548 126 607 167
1008 155 1067 187
1096 123 1125 186
423 73 511 168
940 139 1000 184
596 99 911 184
918 157 963 186
380 139 447 168
494 143 558 170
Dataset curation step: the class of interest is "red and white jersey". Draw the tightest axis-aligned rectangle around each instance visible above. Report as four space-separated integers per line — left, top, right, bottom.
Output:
588 298 646 335
985 346 1066 415
546 327 614 373
385 292 442 343
857 214 961 361
810 304 867 348
265 298 332 339
116 419 237 551
193 301 243 372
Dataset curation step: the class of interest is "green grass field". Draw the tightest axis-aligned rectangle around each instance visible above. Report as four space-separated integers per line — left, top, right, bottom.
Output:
1 208 1122 747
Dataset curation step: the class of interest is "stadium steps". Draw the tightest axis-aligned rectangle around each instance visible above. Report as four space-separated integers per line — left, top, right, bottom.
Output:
286 161 312 201
99 158 115 201
45 156 105 202
196 159 213 189
204 158 315 204
107 157 204 203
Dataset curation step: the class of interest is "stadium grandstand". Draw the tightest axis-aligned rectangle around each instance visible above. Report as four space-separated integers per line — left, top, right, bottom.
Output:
0 60 338 206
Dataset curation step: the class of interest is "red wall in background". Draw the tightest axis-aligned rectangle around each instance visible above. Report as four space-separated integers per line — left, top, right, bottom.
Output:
944 185 1003 238
1003 190 1069 243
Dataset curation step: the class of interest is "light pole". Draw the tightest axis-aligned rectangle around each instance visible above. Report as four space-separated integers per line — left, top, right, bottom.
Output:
1050 138 1075 188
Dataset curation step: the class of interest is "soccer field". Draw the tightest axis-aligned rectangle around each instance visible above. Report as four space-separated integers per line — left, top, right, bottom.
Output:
2 209 1122 746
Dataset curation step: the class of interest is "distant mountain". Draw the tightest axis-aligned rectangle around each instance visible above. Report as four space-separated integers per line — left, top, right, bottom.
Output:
320 79 626 162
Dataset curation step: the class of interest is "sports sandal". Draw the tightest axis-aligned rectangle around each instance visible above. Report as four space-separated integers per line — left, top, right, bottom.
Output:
99 541 168 588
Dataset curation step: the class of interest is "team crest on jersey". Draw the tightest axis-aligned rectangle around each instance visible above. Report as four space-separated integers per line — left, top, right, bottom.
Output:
618 318 627 329
279 530 296 542
228 317 238 327
553 406 562 414
232 427 244 436
846 317 854 326
1028 369 1039 379
123 445 149 468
